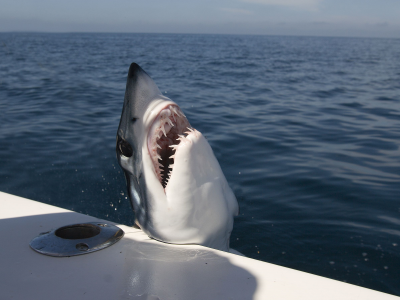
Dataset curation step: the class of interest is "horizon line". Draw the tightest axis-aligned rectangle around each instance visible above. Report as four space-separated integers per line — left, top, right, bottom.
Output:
1 30 399 40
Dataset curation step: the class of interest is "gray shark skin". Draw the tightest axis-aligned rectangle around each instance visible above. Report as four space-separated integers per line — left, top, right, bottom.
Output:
116 63 238 251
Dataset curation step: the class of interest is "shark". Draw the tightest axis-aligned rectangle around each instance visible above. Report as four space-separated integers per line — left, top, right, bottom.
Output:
116 63 238 252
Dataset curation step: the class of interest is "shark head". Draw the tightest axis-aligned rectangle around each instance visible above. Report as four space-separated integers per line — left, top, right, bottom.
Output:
116 63 238 251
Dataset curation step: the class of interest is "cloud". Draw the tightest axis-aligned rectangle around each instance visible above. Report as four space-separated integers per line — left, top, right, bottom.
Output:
240 0 321 10
375 22 389 27
220 8 253 15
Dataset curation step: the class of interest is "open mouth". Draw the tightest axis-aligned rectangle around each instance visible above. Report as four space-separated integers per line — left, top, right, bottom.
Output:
147 104 192 189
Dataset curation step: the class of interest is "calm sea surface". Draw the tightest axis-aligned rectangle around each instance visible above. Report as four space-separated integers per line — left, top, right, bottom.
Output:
1 33 399 295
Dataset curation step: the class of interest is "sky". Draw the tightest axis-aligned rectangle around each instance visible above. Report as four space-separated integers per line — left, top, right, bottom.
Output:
1 0 400 38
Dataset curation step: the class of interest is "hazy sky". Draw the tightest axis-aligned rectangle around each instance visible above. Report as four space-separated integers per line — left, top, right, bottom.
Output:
1 0 400 38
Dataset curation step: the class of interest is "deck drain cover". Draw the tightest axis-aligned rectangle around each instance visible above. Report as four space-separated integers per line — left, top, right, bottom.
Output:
30 222 124 257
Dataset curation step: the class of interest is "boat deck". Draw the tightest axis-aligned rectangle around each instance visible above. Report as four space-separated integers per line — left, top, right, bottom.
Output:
0 191 397 300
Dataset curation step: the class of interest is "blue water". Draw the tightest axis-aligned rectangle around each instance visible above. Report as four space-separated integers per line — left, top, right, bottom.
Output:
1 33 399 295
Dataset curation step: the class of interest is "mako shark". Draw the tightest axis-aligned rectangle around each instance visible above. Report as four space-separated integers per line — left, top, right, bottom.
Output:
116 63 238 252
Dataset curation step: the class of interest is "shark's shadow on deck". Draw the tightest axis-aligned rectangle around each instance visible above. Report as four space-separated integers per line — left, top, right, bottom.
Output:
0 211 257 300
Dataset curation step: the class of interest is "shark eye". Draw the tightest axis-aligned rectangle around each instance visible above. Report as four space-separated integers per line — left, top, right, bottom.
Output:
117 137 133 157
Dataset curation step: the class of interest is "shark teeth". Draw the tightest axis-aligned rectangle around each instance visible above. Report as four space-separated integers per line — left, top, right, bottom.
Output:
177 110 186 118
161 126 167 137
147 104 192 189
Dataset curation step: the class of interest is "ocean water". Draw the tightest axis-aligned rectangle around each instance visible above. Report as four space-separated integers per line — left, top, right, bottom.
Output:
1 33 399 295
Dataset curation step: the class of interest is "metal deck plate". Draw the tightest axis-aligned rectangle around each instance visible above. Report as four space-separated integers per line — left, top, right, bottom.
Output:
30 222 124 257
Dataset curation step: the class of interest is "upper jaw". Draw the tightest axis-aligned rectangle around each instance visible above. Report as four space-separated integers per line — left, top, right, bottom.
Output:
142 97 176 130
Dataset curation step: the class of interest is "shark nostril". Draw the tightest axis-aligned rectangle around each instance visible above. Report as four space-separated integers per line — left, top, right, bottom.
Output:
117 137 133 157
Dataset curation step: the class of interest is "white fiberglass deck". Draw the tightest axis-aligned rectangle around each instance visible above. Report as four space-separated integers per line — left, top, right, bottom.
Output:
0 191 398 300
